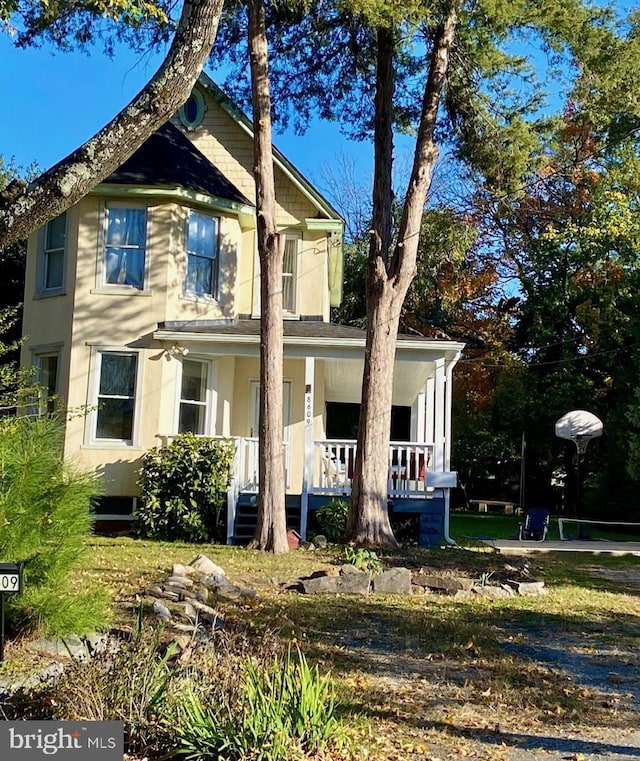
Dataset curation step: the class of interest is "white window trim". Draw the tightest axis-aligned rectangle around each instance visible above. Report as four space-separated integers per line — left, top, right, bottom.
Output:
174 357 218 436
282 232 301 316
34 350 61 414
35 213 68 297
95 201 151 294
84 347 144 448
251 230 301 318
183 209 221 301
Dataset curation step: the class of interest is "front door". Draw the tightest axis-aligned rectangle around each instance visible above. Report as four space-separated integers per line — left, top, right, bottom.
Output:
249 380 292 486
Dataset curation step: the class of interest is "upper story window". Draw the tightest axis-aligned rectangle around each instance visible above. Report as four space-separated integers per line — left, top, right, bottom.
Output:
104 206 147 289
41 212 67 293
282 234 299 313
185 211 219 298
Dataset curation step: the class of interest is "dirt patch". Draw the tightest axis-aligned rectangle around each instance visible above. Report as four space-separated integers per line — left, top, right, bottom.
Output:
306 586 640 761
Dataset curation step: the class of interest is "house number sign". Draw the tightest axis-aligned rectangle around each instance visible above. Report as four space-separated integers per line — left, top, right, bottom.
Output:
0 563 22 662
305 385 313 427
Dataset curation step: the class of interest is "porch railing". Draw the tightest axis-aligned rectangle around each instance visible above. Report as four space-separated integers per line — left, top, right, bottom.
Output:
231 436 291 493
155 434 290 494
312 439 434 497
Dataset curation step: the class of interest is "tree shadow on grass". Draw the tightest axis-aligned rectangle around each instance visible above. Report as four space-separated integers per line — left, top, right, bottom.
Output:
425 721 640 759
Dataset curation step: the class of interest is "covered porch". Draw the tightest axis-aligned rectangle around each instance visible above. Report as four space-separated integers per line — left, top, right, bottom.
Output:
153 319 463 545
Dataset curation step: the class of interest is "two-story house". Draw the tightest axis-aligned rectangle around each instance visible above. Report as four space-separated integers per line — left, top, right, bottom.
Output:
21 74 464 546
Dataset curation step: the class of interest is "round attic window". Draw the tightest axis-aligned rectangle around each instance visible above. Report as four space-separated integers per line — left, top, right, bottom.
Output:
178 89 206 130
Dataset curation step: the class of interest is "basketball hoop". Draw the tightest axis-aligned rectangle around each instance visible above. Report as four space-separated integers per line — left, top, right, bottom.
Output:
555 410 603 540
574 435 590 456
555 410 603 454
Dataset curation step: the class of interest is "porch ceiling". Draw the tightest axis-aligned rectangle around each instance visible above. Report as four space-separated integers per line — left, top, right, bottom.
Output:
324 358 433 406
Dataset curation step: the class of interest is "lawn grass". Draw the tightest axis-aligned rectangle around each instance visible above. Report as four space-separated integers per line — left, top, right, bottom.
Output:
450 509 640 542
5 535 640 760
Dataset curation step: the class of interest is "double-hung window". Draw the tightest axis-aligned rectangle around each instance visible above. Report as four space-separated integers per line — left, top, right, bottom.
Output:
178 359 209 434
42 212 66 292
36 353 59 415
104 207 147 289
95 352 138 442
282 235 298 313
185 211 219 297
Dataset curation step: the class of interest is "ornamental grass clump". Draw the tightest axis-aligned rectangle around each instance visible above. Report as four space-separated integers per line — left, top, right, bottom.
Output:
177 646 344 761
0 415 109 636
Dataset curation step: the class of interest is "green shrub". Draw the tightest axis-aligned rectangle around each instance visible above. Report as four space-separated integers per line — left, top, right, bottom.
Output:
177 647 344 761
137 434 235 542
316 499 350 543
0 416 109 637
344 543 382 574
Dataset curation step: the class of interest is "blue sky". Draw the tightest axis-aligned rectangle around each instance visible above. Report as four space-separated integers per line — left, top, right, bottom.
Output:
0 33 376 195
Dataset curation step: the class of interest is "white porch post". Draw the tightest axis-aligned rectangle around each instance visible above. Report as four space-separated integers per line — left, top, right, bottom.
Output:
425 376 435 446
443 356 459 545
433 358 446 472
301 356 315 540
411 391 427 443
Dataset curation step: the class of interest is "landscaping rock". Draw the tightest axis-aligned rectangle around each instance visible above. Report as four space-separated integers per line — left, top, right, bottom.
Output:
28 636 87 659
339 564 365 575
301 575 339 594
413 574 474 594
189 554 226 576
212 583 257 601
172 563 198 577
473 585 514 599
167 575 194 588
514 580 546 596
373 567 412 595
152 600 172 619
147 585 181 602
337 568 371 595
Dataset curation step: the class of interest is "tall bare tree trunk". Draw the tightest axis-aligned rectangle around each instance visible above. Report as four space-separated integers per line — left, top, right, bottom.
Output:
348 26 398 547
247 0 288 553
0 0 225 248
348 7 459 547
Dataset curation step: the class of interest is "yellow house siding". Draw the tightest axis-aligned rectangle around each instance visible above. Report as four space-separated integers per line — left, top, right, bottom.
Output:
173 93 319 229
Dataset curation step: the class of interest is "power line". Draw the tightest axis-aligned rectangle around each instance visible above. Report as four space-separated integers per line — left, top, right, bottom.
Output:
460 338 640 368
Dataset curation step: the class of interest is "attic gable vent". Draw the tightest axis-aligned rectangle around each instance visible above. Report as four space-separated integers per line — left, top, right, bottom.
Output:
179 88 206 131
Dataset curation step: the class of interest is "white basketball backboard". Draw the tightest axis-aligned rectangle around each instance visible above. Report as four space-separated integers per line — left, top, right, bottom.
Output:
555 410 603 442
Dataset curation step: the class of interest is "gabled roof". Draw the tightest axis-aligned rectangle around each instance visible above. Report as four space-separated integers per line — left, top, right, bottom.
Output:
102 122 252 207
197 73 343 223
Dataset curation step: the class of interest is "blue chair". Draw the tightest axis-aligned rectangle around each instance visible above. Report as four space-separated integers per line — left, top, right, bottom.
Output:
519 508 550 542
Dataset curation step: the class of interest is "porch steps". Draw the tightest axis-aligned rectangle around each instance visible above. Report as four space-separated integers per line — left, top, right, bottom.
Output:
233 493 302 545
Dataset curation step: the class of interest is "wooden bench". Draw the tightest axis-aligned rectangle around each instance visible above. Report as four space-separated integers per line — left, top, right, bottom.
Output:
470 500 517 515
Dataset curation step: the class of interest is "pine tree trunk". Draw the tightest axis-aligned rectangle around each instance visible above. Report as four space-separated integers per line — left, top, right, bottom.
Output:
247 0 288 553
348 7 458 548
0 0 225 248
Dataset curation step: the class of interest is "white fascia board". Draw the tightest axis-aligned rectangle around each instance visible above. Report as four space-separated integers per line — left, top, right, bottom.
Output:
154 328 464 361
303 218 344 233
